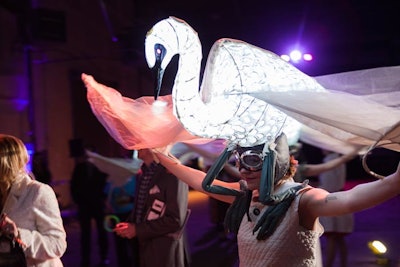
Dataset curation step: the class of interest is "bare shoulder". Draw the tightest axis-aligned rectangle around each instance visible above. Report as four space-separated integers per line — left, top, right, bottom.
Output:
301 186 329 201
299 187 329 221
300 187 331 208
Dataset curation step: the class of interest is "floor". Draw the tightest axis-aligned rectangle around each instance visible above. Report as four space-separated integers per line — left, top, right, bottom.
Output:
61 184 400 267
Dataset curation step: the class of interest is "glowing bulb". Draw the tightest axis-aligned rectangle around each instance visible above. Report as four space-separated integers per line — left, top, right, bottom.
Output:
152 100 168 115
303 53 313 61
289 50 302 62
368 240 387 255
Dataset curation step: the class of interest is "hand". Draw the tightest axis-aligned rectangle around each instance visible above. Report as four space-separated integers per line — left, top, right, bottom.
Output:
0 213 18 237
113 222 136 239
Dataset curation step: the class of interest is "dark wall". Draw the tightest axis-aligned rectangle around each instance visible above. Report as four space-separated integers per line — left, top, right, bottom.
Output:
68 70 126 157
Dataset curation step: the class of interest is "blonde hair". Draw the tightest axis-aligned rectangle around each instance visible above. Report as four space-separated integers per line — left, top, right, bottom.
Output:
0 134 29 207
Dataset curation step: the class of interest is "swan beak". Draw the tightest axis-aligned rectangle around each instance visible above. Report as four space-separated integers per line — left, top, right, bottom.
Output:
154 65 164 101
153 43 166 100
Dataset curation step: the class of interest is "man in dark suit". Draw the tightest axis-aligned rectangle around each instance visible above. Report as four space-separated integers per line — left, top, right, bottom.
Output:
114 148 190 267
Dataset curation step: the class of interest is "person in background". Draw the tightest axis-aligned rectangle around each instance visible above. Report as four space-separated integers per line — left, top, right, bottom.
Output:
292 145 358 266
70 147 109 267
113 148 190 267
0 134 67 266
291 146 358 267
31 150 52 185
105 174 137 267
293 144 358 183
153 133 400 266
317 149 354 267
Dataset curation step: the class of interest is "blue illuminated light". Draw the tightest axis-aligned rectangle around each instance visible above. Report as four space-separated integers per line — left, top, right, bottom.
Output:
25 142 35 172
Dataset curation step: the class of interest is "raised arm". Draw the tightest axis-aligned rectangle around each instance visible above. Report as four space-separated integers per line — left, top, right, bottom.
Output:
154 151 238 204
184 142 241 179
301 148 359 177
303 162 400 219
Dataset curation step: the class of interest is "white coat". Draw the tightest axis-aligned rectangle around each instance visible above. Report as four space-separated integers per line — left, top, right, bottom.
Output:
2 174 67 267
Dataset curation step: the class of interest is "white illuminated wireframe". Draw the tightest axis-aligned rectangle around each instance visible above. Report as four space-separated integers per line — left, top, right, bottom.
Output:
145 17 327 147
83 17 400 161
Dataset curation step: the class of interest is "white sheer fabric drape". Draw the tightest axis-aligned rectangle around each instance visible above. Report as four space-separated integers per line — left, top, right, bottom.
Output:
83 66 400 154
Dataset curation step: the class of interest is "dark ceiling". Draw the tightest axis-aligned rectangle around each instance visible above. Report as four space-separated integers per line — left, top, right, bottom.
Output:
131 0 400 75
1 0 399 76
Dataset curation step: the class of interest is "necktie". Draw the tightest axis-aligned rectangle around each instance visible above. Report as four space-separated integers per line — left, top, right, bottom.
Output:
135 163 157 223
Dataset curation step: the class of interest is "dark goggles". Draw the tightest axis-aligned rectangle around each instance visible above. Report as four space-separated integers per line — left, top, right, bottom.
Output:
235 150 263 172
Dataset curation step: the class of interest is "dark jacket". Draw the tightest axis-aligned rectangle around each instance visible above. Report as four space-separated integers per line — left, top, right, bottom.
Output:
132 164 189 267
70 160 108 208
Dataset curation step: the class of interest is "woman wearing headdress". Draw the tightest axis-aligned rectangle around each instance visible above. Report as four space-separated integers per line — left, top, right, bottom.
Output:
153 133 400 266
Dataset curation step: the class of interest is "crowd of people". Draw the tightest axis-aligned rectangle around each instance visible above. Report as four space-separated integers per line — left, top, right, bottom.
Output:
69 145 190 267
1 131 399 267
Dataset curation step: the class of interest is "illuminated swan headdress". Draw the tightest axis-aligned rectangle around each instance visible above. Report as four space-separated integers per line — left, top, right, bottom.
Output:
145 17 319 195
83 16 400 238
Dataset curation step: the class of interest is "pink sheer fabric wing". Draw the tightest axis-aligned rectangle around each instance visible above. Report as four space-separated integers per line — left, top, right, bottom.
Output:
170 139 227 165
82 73 204 149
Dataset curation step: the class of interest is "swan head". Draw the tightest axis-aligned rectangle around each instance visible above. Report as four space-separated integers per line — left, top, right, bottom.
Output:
145 17 182 100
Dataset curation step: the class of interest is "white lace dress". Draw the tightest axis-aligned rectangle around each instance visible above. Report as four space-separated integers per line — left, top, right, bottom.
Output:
237 182 323 267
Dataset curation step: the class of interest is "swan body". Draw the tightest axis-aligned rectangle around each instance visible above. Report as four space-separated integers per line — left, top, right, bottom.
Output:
145 17 327 147
83 16 400 158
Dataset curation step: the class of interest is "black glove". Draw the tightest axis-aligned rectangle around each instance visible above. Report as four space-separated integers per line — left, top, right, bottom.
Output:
224 181 252 234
